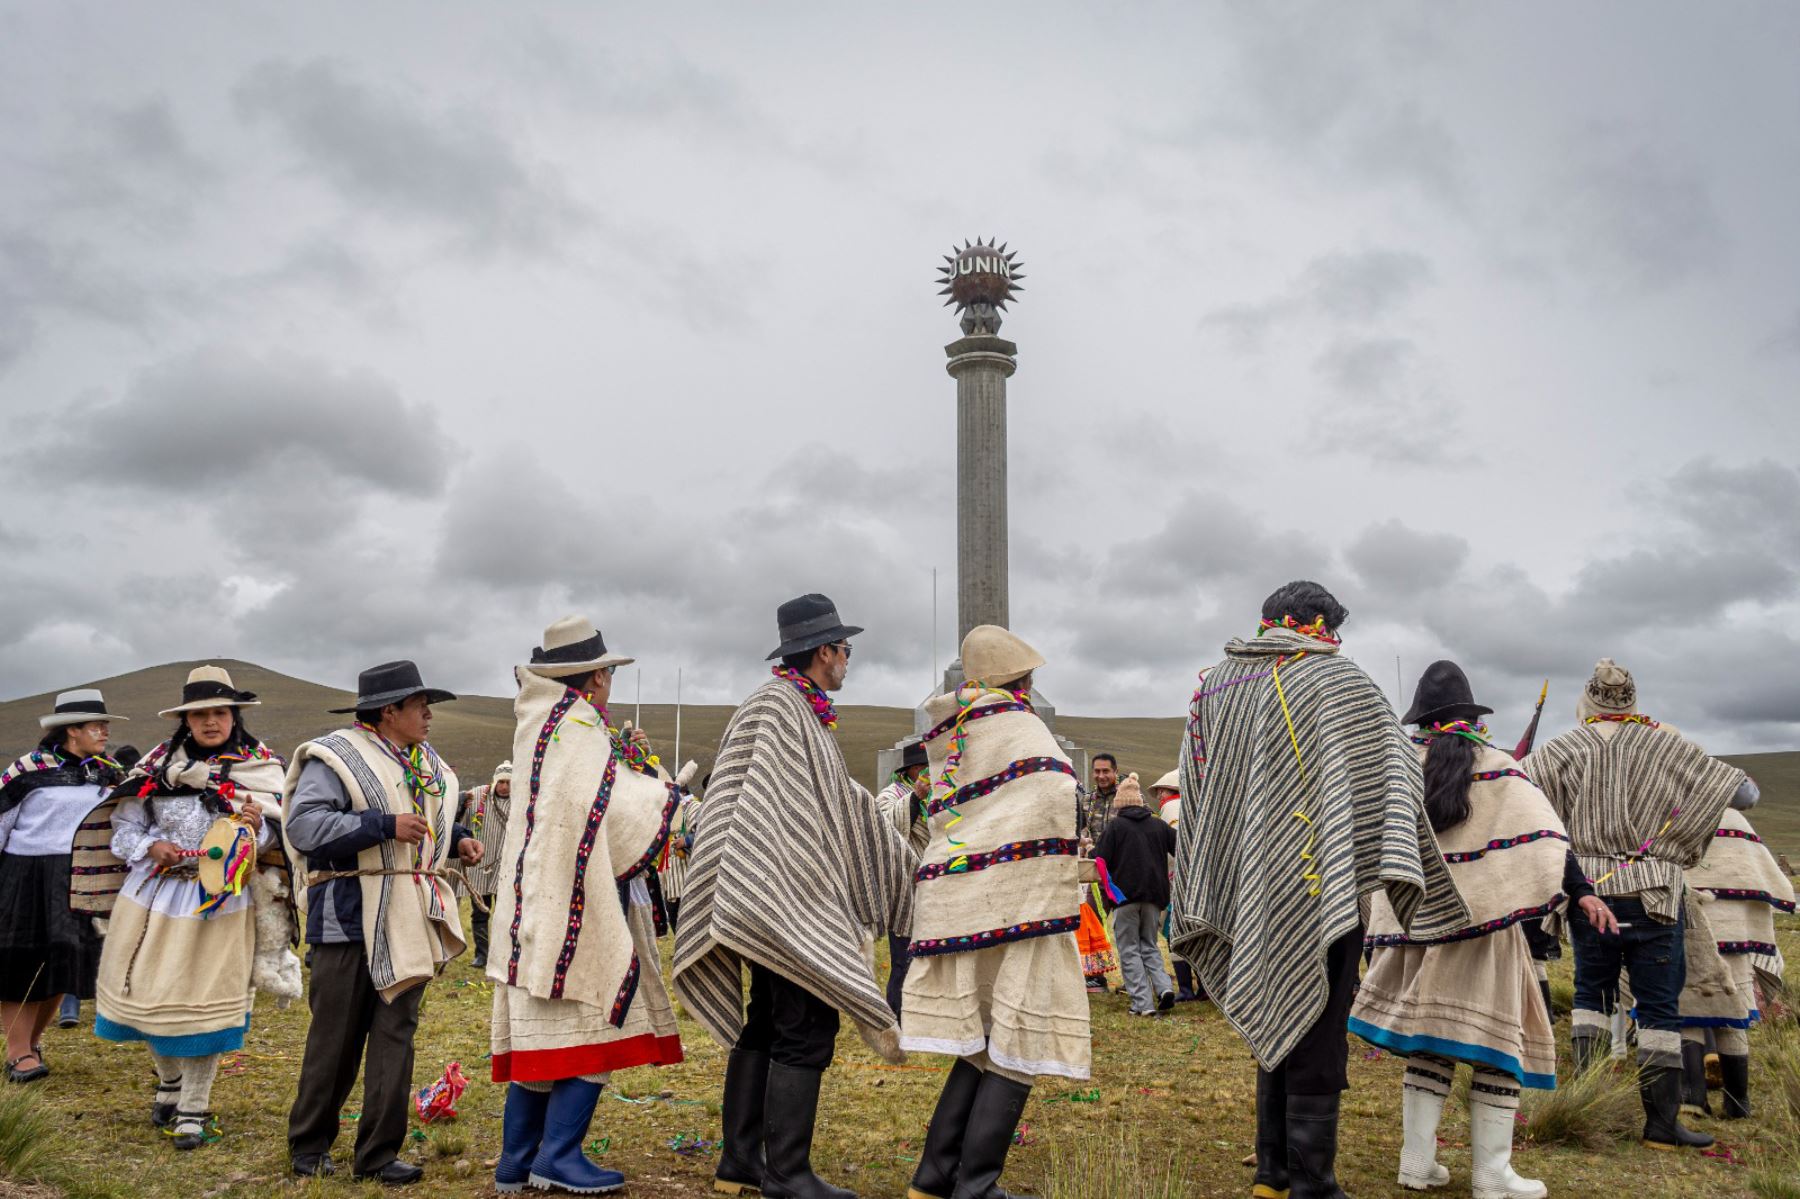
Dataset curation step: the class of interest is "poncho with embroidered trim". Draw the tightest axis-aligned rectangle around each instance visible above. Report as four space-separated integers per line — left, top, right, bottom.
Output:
488 672 683 1081
1347 744 1570 1088
899 687 1089 1079
1522 720 1743 923
282 729 465 1002
1170 627 1469 1070
1685 808 1794 1012
672 676 913 1062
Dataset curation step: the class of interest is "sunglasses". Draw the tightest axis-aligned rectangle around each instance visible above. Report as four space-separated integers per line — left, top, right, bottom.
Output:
828 641 853 659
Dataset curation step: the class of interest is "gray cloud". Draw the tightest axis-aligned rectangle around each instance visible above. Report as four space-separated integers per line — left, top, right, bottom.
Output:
1545 137 1726 291
234 58 583 253
27 347 454 499
1201 247 1435 351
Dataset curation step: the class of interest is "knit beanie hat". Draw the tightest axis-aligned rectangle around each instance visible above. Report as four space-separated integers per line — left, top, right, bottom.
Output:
1577 659 1636 722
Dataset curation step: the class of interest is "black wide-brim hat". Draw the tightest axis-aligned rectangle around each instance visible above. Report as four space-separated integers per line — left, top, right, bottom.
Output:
900 738 928 770
329 660 458 714
766 593 864 660
1402 659 1494 727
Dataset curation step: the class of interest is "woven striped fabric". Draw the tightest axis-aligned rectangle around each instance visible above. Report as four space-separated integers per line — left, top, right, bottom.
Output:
1169 628 1467 1069
671 678 914 1063
1523 721 1743 923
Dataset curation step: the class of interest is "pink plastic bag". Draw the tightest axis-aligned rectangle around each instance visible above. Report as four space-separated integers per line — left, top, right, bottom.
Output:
415 1061 469 1123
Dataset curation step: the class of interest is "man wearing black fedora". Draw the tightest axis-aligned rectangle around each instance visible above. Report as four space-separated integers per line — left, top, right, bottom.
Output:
674 594 913 1199
284 661 483 1185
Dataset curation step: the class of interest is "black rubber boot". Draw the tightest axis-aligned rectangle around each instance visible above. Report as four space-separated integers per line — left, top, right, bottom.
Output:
1640 1067 1714 1149
1570 1031 1604 1076
950 1071 1034 1199
761 1063 855 1199
907 1058 983 1199
716 1049 770 1194
1719 1053 1751 1119
1539 979 1557 1023
1285 1093 1349 1199
1252 1069 1290 1199
1680 1041 1712 1117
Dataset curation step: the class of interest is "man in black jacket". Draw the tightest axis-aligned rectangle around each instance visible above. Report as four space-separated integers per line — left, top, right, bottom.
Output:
1095 773 1177 1016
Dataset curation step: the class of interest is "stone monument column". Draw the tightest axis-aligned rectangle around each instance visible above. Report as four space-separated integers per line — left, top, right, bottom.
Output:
947 332 1016 642
875 240 1084 784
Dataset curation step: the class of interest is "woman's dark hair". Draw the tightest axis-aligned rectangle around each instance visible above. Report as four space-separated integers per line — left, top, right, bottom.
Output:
1422 734 1476 833
1261 580 1349 630
36 728 69 754
167 708 255 760
780 647 821 673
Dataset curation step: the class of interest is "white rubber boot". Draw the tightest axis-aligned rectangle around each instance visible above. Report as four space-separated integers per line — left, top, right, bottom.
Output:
1397 1087 1450 1189
1470 1100 1545 1199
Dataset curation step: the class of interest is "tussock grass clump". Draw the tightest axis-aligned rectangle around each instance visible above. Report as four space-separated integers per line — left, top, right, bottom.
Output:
428 1125 472 1158
1039 1125 1193 1199
1521 1061 1639 1149
0 1087 56 1181
1756 1018 1800 1130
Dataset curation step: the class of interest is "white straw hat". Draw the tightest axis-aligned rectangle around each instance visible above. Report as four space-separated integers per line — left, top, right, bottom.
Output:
39 689 128 730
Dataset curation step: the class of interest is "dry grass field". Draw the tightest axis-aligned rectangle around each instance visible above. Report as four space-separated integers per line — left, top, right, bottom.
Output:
1 662 1797 1197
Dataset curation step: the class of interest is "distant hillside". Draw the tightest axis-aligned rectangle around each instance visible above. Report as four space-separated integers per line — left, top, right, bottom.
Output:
5 661 1797 860
0 662 1193 795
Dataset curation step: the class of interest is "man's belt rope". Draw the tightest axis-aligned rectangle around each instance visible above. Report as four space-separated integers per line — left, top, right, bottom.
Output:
305 866 490 913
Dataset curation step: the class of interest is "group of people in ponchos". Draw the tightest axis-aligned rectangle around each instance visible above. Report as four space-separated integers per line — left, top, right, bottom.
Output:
1 583 1788 1199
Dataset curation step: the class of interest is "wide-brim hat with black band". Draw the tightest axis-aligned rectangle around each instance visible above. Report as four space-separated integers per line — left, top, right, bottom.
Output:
159 664 262 718
328 660 457 714
766 593 863 660
1402 659 1494 727
900 738 928 771
39 688 128 730
522 615 635 678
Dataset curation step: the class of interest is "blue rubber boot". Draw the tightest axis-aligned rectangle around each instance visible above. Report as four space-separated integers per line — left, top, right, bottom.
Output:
528 1079 624 1194
495 1084 551 1193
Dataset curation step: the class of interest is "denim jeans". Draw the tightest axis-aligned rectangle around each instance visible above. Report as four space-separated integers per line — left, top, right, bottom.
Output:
1569 895 1685 1033
1110 902 1172 1013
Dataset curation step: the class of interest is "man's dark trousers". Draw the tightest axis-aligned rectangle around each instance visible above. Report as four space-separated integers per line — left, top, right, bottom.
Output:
288 942 425 1174
736 961 840 1069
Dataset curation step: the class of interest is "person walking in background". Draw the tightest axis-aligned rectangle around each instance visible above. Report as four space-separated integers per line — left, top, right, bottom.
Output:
876 738 930 1016
487 617 684 1195
1171 581 1467 1199
902 625 1089 1199
0 690 127 1083
1150 770 1201 1003
674 594 912 1199
1524 659 1750 1151
456 760 512 969
1078 752 1119 851
1095 772 1177 1016
93 667 287 1151
284 661 481 1185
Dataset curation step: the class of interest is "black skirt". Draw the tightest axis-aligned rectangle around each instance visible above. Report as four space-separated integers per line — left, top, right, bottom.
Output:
0 852 102 1002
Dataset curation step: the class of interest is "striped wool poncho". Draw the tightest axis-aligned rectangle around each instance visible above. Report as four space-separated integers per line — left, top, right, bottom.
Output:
1170 627 1468 1070
1523 719 1743 923
672 677 914 1062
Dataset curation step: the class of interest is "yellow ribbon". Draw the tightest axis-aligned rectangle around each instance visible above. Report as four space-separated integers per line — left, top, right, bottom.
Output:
1271 654 1322 898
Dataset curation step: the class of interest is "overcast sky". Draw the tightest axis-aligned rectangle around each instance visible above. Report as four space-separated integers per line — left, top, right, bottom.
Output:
2 2 1797 755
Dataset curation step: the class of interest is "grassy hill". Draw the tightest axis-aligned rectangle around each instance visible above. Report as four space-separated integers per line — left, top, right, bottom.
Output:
5 661 1796 858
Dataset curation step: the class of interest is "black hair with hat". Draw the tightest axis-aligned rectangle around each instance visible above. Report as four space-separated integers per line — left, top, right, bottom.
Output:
1405 660 1494 835
766 593 864 661
1261 580 1349 631
900 739 928 772
1402 660 1495 728
329 660 457 715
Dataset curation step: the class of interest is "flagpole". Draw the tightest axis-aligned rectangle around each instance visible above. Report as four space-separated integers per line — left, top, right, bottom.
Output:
931 567 939 691
676 667 683 768
635 668 642 729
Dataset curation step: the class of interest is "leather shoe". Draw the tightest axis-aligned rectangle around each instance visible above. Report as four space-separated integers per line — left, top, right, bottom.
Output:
353 1160 424 1185
291 1155 335 1178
